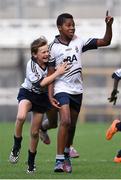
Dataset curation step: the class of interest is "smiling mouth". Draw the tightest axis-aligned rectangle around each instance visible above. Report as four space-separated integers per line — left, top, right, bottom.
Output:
43 58 48 61
69 31 74 35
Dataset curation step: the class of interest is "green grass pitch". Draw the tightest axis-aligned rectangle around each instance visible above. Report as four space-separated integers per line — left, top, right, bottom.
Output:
0 121 121 179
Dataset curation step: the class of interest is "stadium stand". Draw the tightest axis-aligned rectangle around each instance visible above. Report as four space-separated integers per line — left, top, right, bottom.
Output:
0 0 120 121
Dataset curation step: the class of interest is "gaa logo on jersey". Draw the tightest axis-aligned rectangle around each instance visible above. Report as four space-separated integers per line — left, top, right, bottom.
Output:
75 46 79 53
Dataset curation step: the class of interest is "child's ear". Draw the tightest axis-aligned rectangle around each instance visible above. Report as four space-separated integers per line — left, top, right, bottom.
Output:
32 52 37 58
58 25 62 31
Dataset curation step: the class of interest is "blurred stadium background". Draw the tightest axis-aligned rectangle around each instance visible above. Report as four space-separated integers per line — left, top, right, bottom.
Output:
0 0 121 122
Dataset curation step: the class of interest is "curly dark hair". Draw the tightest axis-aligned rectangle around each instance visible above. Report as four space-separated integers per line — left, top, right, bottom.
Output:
56 13 73 26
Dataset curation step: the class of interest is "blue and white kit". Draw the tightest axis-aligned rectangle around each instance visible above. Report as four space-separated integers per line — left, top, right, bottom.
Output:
112 69 121 80
17 57 51 113
49 35 98 95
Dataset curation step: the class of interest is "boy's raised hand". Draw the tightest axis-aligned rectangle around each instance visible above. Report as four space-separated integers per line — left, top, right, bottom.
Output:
105 10 114 25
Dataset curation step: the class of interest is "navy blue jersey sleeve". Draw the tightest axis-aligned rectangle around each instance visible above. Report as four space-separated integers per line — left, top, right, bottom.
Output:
32 78 44 88
48 58 56 67
82 38 98 52
32 78 48 93
112 73 121 80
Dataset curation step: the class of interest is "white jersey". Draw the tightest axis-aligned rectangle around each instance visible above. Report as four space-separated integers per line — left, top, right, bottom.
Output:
49 35 97 95
112 69 121 79
22 57 48 94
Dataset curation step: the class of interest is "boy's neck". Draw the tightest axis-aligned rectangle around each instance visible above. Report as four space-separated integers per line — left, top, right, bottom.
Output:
58 35 71 45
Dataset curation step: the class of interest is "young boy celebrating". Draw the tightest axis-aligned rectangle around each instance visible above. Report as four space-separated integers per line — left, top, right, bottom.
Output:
48 12 113 173
9 36 69 173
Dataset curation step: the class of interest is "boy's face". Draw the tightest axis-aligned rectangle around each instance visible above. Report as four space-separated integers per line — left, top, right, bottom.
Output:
34 44 49 63
58 18 75 39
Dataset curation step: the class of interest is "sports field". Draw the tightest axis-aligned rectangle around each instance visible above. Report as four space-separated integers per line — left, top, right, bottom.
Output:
0 121 121 179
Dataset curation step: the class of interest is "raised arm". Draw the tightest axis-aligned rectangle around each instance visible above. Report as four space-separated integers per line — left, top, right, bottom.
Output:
97 10 114 47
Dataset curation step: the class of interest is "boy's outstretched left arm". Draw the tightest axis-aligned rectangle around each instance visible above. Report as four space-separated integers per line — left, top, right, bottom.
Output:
97 10 114 47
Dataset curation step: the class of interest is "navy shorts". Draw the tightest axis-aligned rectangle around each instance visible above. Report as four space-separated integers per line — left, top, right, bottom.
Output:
54 92 83 113
17 88 52 113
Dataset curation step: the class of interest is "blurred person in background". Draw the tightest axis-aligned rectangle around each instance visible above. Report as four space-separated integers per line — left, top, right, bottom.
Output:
106 68 121 163
9 36 69 173
48 11 113 173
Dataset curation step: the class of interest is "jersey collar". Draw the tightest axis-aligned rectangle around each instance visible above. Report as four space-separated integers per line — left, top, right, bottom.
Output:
54 35 77 46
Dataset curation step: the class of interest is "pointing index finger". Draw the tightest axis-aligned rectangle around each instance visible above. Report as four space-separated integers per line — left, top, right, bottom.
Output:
106 10 109 16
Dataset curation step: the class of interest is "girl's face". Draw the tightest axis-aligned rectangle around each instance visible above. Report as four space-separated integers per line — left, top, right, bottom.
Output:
34 44 49 64
58 18 75 40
